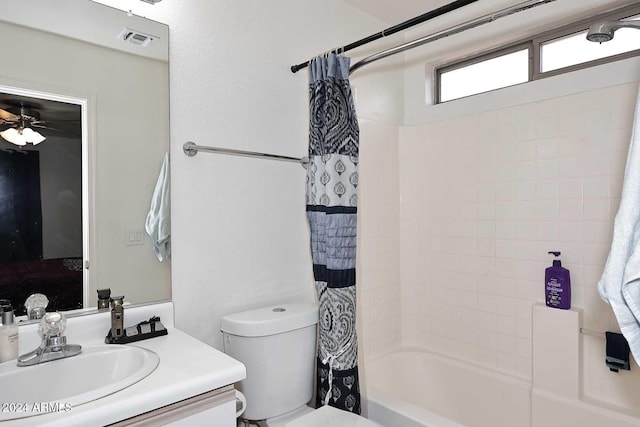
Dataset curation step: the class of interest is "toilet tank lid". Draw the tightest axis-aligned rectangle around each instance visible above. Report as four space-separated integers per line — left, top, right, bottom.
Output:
220 302 319 337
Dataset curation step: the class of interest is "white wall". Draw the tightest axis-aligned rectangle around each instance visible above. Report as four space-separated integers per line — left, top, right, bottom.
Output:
130 0 406 352
400 52 640 411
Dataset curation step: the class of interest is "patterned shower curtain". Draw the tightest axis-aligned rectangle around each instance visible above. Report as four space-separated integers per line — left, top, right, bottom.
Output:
306 54 360 414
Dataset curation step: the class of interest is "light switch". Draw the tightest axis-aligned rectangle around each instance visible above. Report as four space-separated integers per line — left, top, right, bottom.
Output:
125 229 145 246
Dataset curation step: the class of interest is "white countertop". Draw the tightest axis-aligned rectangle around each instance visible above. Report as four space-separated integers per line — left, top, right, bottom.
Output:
5 301 246 426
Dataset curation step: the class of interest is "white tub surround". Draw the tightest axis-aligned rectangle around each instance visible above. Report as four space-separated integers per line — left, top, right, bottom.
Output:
365 349 531 427
532 303 640 427
8 302 246 427
532 302 580 398
367 387 465 427
365 307 640 427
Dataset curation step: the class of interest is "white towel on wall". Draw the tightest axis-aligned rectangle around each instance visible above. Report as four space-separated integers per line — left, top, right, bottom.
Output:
145 152 171 262
598 87 640 363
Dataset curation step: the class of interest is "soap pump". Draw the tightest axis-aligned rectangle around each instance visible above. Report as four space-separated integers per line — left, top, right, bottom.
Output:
0 300 19 363
545 251 571 310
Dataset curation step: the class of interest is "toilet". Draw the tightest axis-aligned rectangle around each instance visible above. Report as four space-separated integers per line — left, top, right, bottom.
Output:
220 302 380 427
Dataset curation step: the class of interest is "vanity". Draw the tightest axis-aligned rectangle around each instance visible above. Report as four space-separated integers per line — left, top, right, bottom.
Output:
4 302 245 426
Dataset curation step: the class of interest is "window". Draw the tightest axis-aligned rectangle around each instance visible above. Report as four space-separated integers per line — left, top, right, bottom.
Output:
540 16 640 73
439 47 530 102
436 5 640 103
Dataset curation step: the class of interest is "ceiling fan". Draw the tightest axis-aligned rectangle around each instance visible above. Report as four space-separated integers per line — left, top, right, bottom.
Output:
0 103 52 146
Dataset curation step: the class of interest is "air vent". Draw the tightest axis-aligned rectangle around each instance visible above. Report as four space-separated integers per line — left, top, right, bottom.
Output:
118 28 158 48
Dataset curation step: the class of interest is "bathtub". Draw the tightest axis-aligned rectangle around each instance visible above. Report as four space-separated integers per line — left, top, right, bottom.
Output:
364 349 531 427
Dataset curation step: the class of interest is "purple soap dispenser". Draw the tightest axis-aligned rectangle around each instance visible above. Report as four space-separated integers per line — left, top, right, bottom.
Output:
545 251 571 309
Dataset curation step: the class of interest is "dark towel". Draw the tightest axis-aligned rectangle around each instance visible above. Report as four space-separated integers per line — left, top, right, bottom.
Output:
605 332 630 372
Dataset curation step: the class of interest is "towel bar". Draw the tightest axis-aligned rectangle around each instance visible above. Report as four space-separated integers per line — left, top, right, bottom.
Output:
183 142 308 167
580 328 605 338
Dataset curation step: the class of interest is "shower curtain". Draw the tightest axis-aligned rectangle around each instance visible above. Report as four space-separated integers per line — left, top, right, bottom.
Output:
307 54 360 414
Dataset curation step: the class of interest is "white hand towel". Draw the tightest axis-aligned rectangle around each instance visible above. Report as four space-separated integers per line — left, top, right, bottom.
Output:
145 152 171 262
598 87 640 363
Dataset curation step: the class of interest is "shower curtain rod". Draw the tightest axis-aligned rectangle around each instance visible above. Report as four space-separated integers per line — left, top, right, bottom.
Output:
349 0 556 75
183 141 308 167
289 0 479 73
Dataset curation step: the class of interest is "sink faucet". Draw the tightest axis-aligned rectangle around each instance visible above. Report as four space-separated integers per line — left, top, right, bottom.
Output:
17 312 82 367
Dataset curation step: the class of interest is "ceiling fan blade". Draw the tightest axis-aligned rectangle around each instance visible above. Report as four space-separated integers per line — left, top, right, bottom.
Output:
31 123 59 131
0 108 19 121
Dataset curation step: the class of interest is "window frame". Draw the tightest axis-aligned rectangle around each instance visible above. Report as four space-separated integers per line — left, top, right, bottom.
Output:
435 42 533 104
435 3 640 104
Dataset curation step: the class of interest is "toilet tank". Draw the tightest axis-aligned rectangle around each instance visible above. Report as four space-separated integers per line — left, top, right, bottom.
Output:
220 302 318 421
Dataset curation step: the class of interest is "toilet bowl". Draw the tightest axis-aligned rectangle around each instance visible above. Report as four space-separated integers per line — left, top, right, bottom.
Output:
220 302 379 427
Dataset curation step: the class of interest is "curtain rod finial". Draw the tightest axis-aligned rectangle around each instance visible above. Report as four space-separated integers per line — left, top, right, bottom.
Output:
291 62 308 73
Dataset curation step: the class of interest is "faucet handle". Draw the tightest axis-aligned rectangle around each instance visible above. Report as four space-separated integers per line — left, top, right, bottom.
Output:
25 293 49 320
38 312 67 338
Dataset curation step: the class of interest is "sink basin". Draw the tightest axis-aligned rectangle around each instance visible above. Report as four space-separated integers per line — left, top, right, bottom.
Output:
0 345 159 420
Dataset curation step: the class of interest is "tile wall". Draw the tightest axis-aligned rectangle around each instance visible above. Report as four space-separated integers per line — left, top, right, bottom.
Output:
358 118 402 359
398 82 638 400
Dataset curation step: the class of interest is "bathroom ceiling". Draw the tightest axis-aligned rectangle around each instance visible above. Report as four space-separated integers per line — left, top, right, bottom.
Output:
340 0 633 64
342 0 633 26
341 0 453 25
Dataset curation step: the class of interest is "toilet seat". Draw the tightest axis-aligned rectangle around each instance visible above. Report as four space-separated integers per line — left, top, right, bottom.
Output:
284 405 381 427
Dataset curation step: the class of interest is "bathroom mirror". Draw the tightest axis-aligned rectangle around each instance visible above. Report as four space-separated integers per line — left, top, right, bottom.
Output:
0 0 171 316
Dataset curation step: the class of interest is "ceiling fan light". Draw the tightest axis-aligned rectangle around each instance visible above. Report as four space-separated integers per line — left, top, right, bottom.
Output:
0 128 26 146
0 127 46 146
22 127 46 145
